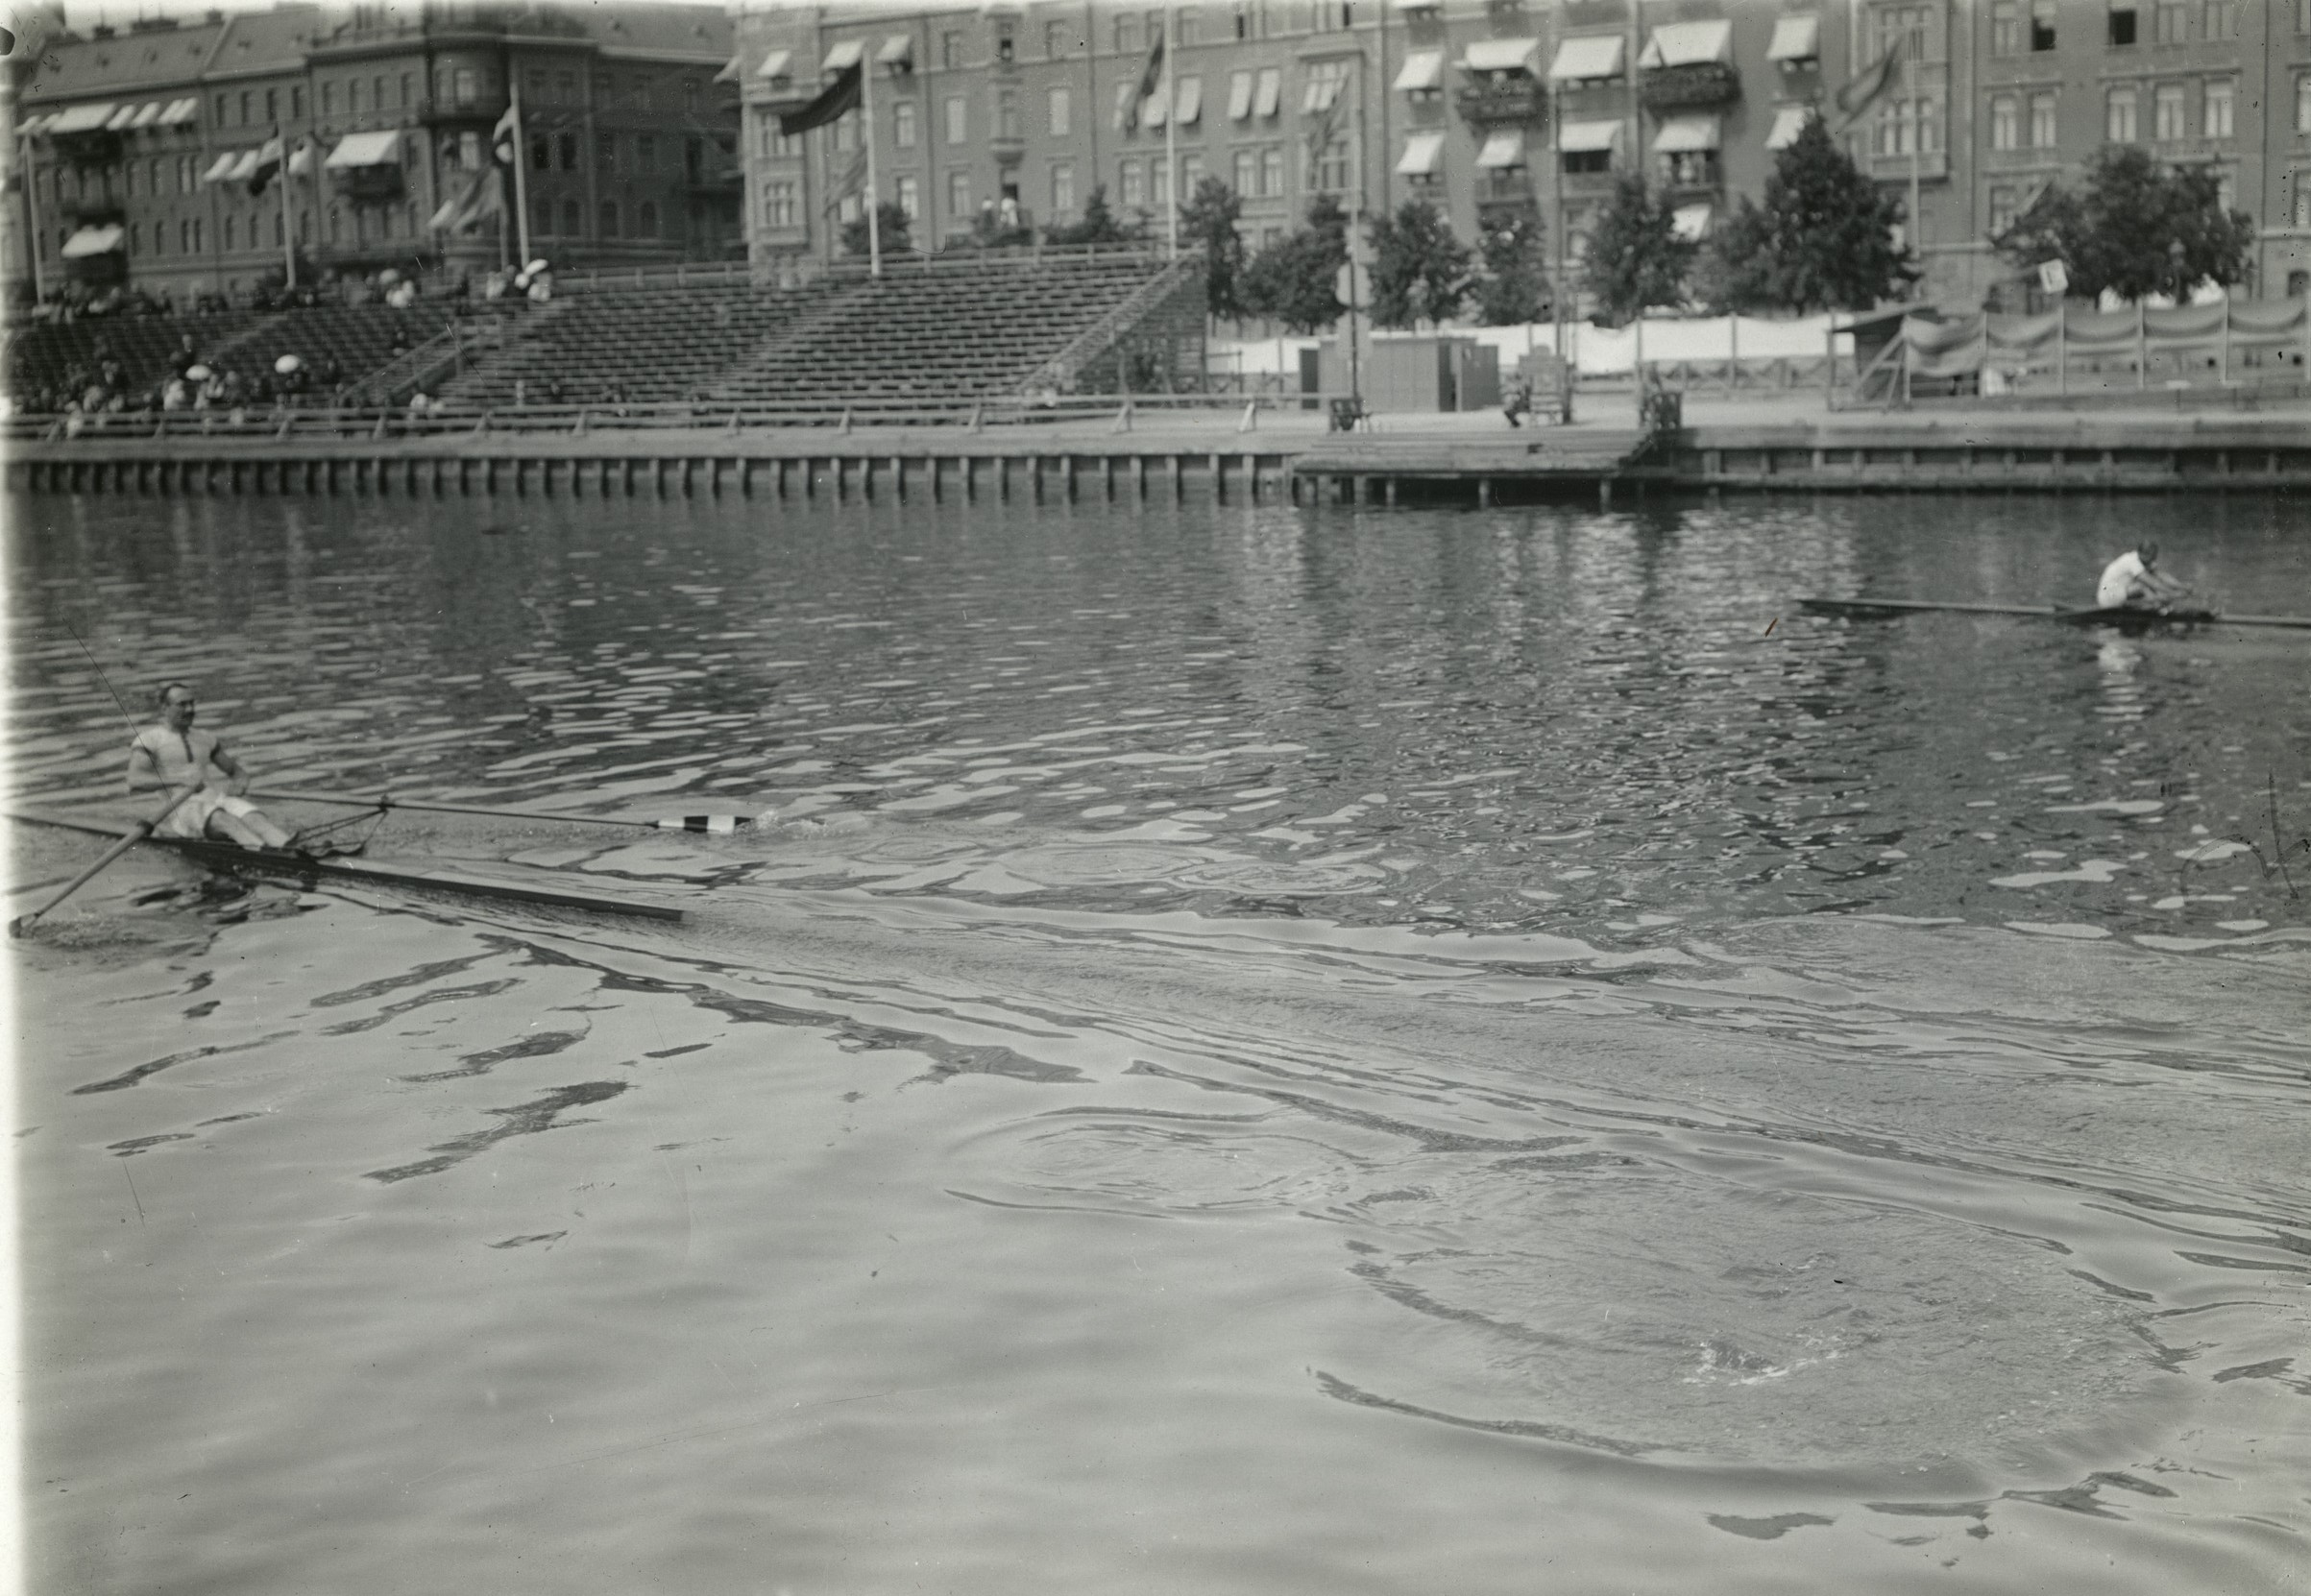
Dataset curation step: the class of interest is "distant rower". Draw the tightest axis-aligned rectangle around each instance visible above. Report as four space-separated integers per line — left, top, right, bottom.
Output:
2096 540 2191 610
127 683 297 851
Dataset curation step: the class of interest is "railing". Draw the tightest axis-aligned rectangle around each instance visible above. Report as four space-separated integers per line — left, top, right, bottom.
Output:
1453 80 1548 125
345 317 509 406
3 388 1298 442
1015 254 1203 395
544 240 1174 298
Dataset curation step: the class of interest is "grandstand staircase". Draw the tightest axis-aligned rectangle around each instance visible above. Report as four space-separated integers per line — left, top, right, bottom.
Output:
1016 254 1204 396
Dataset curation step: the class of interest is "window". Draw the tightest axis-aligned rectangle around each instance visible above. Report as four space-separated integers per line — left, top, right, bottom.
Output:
1046 21 1070 57
455 68 477 106
2215 170 2235 212
2204 78 2233 137
597 131 616 171
2029 91 2056 146
1564 146 1611 174
531 134 550 170
765 181 796 227
2299 73 2311 133
2154 82 2185 139
1989 186 2019 235
639 200 659 237
460 131 481 169
1050 85 1072 135
1260 145 1283 195
1052 160 1075 213
129 222 139 254
554 70 575 104
218 91 231 122
2154 0 2187 39
2204 0 2237 36
894 102 917 149
291 86 303 118
948 169 969 214
1116 14 1140 53
1991 94 2020 149
266 88 278 122
1233 147 1256 191
224 215 235 250
2109 4 2137 44
834 110 857 153
526 69 546 102
640 133 657 169
241 90 254 123
1121 157 1145 206
562 198 581 235
941 31 963 69
1992 0 2023 53
996 25 1014 63
1311 133 1346 190
895 174 919 220
2031 0 2056 48
599 199 620 238
1182 152 1205 193
374 76 386 111
2301 0 2311 32
946 96 967 144
1153 156 1170 206
998 88 1019 139
401 74 412 108
2108 85 2139 140
2297 189 2311 230
558 132 577 169
1877 5 1929 58
125 162 137 198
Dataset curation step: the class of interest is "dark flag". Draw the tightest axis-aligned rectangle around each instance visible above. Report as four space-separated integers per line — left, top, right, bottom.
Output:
780 61 863 137
1121 34 1165 132
246 134 283 196
1833 39 1902 133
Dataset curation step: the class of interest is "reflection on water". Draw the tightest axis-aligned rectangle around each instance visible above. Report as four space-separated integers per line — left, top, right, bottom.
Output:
9 487 2308 1595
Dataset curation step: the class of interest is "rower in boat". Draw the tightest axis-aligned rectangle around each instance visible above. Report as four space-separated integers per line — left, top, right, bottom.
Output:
2095 540 2193 613
126 682 311 853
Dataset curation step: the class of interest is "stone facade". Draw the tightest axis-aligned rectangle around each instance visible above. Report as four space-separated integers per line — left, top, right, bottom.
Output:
12 2 741 302
728 0 2311 306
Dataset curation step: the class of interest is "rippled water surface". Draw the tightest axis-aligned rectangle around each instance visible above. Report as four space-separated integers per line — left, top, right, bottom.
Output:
10 487 2309 1594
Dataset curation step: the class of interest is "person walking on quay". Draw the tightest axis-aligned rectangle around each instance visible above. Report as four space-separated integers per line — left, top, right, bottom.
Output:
126 684 299 852
2096 540 2192 610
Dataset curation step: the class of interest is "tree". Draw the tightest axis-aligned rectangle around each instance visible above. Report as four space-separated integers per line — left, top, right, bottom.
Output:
1179 177 1247 319
1581 175 1697 326
1365 200 1472 328
1995 144 2253 302
1236 194 1350 334
1044 183 1138 247
1470 212 1549 326
1695 115 1915 315
840 202 912 258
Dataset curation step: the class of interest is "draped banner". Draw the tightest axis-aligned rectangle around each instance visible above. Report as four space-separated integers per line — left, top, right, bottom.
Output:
1900 298 2308 380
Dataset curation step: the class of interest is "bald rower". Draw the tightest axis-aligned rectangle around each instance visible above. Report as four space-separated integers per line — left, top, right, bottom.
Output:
126 682 298 851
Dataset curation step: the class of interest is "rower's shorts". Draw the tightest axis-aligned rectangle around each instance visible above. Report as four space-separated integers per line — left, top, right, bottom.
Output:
155 788 260 841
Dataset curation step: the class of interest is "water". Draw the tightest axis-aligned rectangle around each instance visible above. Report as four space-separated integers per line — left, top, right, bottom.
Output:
10 488 2308 1594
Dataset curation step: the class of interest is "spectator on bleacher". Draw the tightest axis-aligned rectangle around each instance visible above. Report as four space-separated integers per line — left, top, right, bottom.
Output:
161 375 192 411
170 335 198 377
315 352 343 391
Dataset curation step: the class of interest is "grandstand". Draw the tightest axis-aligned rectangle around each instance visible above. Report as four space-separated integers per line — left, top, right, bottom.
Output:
5 309 256 400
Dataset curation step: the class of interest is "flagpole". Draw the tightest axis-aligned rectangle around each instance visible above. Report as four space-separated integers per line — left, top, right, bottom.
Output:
862 60 882 278
509 77 532 269
1162 1 1177 259
1906 37 1920 268
278 126 295 288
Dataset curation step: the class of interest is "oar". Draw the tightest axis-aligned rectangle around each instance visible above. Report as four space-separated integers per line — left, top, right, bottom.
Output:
246 788 752 834
10 787 199 938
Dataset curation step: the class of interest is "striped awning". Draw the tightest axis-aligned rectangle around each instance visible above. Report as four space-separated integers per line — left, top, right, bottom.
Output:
61 223 125 258
105 104 141 131
158 97 200 126
712 54 741 84
200 150 240 182
1558 119 1622 153
1549 36 1623 82
325 129 402 168
1767 14 1821 61
1396 130 1446 175
876 34 913 66
1639 20 1733 69
1476 130 1526 169
129 101 163 129
1394 50 1444 92
1766 105 1813 149
1652 113 1721 153
1463 37 1540 74
47 102 119 134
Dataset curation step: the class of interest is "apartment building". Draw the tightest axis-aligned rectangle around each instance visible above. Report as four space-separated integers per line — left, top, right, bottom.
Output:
730 0 2311 304
10 2 741 302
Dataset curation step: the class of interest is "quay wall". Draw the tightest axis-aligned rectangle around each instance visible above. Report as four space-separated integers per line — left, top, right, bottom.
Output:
7 417 2309 505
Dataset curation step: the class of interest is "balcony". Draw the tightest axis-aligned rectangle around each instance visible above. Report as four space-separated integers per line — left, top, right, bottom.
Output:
1559 166 1621 199
1480 171 1536 205
415 94 509 126
1638 61 1739 112
1865 149 1950 182
1455 78 1547 126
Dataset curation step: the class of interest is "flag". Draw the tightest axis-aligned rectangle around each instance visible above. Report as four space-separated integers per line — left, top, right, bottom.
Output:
428 164 503 234
821 144 866 216
246 135 283 196
1120 34 1165 132
780 61 862 136
1303 82 1344 162
1833 39 1902 133
491 103 520 167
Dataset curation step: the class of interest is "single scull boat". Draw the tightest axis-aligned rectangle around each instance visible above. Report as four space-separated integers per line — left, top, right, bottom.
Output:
1797 598 2311 629
8 810 686 922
